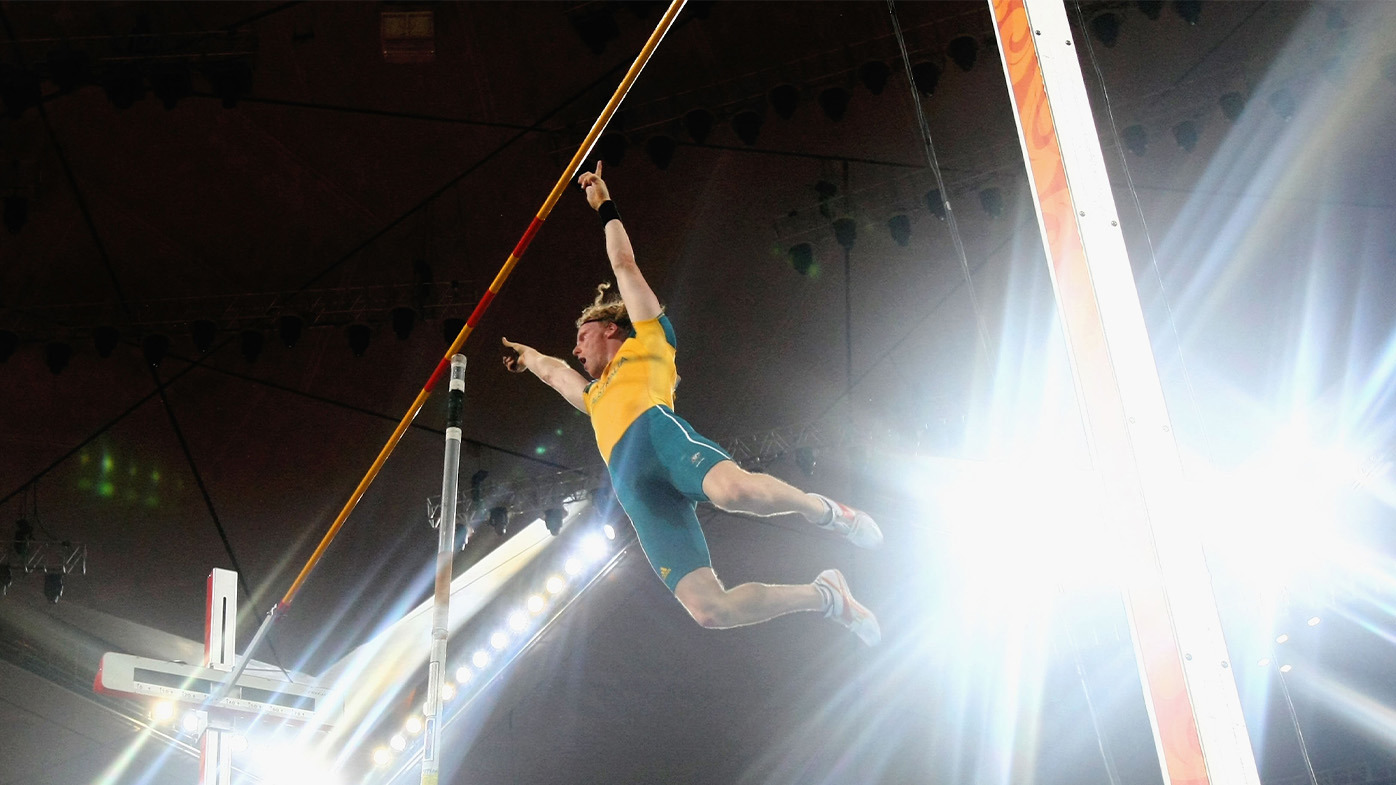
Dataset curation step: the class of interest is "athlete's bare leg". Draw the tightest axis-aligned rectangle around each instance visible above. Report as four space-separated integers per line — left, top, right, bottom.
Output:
673 567 823 629
700 460 827 521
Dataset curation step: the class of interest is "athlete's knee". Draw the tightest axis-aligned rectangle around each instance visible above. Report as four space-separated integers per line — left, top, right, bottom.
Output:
702 462 757 510
680 594 732 629
675 570 733 629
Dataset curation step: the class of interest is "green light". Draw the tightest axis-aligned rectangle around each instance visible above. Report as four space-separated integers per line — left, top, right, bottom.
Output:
151 470 161 483
98 481 115 497
554 429 563 436
101 455 114 473
535 446 547 455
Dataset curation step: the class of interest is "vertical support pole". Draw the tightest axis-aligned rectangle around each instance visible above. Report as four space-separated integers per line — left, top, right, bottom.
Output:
987 3 1261 785
421 355 467 785
201 568 238 785
205 568 238 672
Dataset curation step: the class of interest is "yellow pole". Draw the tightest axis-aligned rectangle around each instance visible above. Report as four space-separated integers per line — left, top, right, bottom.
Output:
279 0 688 610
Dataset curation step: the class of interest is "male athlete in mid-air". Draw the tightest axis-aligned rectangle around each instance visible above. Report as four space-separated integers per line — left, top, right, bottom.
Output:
502 163 881 645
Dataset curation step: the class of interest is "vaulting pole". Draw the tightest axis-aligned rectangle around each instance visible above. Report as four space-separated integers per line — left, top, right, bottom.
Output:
217 0 688 700
987 2 1260 785
420 355 467 785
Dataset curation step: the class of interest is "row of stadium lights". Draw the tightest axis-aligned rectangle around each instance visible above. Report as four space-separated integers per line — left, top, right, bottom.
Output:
1256 616 1322 673
369 524 618 769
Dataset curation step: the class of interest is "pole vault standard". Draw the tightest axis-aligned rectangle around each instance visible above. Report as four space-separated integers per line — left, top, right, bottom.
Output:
421 356 466 785
988 2 1260 785
215 0 689 705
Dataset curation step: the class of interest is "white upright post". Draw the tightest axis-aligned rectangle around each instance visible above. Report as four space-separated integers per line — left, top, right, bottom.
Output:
421 355 468 785
987 3 1261 785
201 568 238 785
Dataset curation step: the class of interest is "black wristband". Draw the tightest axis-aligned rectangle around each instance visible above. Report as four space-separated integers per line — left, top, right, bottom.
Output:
597 200 621 225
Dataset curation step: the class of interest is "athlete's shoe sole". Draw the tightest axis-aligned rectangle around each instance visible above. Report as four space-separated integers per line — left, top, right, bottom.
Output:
810 494 884 550
815 568 881 646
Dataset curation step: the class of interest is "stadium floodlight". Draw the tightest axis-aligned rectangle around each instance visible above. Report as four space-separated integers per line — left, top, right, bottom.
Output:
508 611 527 632
546 576 565 595
404 716 423 735
152 700 176 724
582 534 607 561
526 595 545 614
372 748 392 766
454 666 472 684
490 632 509 650
472 650 490 668
390 734 406 752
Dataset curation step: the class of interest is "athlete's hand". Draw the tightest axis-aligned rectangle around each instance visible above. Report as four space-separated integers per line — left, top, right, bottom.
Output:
578 161 612 211
501 337 534 373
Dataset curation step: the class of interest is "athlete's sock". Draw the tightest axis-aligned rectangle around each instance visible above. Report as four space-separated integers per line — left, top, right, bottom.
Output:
813 579 838 617
812 494 837 526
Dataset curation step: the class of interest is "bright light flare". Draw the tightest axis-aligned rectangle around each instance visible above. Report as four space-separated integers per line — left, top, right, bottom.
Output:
603 524 616 540
180 710 202 734
490 631 509 650
1308 616 1321 626
581 534 607 561
1280 664 1293 673
527 594 545 613
389 734 406 752
1276 633 1289 644
472 650 490 668
440 682 457 701
372 748 391 767
151 700 175 724
246 740 343 785
404 715 423 735
455 666 472 684
508 611 527 632
546 575 565 594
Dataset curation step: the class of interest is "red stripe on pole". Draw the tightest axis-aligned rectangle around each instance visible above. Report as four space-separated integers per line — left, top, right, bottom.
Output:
423 356 453 394
510 216 546 262
465 287 498 329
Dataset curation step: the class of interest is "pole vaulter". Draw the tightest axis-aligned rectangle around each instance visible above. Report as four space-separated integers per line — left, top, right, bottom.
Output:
213 0 689 706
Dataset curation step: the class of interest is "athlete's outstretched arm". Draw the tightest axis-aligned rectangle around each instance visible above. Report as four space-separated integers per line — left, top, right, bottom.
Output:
502 338 589 413
578 163 661 323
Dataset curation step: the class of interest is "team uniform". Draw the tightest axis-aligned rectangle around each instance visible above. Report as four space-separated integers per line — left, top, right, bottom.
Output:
583 314 730 592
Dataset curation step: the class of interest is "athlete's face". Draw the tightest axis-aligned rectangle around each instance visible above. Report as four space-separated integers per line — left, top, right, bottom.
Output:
574 321 618 379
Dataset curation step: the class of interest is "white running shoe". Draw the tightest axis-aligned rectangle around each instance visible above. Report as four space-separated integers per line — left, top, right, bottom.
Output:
810 493 884 550
814 569 881 647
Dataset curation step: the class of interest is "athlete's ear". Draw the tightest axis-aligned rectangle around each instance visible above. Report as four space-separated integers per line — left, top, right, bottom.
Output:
603 322 623 340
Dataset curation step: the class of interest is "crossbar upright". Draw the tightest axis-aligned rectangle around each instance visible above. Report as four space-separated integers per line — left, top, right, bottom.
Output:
988 2 1261 784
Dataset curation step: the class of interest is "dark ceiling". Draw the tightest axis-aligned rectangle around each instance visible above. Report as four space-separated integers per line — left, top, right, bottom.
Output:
3 2 1396 784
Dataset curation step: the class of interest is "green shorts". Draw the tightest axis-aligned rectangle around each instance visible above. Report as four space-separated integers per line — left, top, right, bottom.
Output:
607 406 731 592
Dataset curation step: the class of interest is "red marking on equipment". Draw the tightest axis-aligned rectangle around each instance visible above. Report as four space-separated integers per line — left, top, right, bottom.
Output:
511 216 545 260
424 357 451 393
465 288 497 328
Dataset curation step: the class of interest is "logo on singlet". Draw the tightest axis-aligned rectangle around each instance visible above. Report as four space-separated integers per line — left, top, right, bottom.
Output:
660 566 671 581
690 452 703 466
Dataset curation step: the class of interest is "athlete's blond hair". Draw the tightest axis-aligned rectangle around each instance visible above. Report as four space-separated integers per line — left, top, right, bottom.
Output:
575 282 633 331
